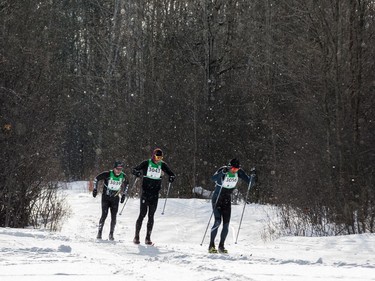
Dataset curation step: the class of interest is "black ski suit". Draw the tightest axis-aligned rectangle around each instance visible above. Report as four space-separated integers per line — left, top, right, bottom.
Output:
94 170 128 237
210 167 251 249
132 159 175 241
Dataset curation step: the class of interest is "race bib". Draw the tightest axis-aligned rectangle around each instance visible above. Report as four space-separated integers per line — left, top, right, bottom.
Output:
222 173 238 189
107 178 123 191
145 159 162 179
107 171 124 191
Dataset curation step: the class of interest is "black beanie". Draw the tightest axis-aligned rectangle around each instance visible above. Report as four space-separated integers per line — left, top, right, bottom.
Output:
153 148 163 157
229 158 240 168
114 161 124 168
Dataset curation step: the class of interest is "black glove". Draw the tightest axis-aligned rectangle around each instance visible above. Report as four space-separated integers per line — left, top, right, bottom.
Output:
169 175 175 183
93 188 97 198
250 167 257 176
222 166 229 174
120 194 126 203
132 169 142 177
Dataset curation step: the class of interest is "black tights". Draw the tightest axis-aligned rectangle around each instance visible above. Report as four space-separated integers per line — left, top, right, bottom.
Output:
135 197 158 240
99 196 119 233
210 205 231 248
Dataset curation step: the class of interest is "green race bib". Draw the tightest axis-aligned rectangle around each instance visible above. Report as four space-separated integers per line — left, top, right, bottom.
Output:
222 172 238 189
107 170 125 191
145 159 162 179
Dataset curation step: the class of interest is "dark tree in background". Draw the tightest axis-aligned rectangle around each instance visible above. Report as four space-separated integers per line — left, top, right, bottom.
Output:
1 0 374 233
1 1 67 227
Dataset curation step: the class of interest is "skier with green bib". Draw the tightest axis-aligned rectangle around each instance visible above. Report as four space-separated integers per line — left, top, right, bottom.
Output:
209 158 256 253
93 161 129 241
132 148 175 245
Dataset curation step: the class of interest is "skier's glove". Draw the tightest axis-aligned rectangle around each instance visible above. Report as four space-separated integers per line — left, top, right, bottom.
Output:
132 169 142 177
93 188 97 198
120 194 126 203
250 167 257 176
168 175 175 183
250 167 258 183
222 166 229 174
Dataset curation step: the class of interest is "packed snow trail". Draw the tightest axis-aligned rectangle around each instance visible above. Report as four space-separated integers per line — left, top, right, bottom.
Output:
1 187 374 281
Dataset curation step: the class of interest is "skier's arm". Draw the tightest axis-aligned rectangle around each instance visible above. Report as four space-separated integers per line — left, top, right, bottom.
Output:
161 162 176 182
121 174 130 195
92 171 110 198
211 167 226 183
238 168 257 186
132 160 148 176
93 171 110 189
161 162 175 177
238 169 251 185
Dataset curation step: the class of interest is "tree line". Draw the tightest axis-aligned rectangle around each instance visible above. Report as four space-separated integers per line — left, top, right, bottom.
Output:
1 0 374 234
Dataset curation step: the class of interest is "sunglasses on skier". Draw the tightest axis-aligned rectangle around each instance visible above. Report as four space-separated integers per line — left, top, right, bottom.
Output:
154 155 163 160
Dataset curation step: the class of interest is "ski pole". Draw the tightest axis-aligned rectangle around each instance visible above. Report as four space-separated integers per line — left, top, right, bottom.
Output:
200 183 224 246
235 172 255 244
119 177 138 215
161 182 172 215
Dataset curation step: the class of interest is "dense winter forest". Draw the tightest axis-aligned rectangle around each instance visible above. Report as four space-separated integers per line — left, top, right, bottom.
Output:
1 1 374 234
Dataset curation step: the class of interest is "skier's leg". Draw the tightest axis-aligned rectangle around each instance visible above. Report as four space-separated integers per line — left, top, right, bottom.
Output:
145 199 158 243
209 207 222 249
219 206 231 251
97 198 109 239
109 197 119 240
134 198 147 242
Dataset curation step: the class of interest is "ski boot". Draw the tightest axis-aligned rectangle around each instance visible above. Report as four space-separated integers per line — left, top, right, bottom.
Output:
218 244 228 254
109 232 114 241
145 229 153 245
208 246 218 253
133 236 140 244
208 242 218 253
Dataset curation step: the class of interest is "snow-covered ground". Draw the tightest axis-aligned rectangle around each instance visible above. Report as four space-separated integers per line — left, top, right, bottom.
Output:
1 182 374 281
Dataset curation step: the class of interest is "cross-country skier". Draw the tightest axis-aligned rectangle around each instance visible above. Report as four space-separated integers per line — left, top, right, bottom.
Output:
209 158 256 253
92 161 129 241
132 148 175 245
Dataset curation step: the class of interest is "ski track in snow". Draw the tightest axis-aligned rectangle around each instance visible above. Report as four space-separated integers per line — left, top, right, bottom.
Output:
1 189 375 281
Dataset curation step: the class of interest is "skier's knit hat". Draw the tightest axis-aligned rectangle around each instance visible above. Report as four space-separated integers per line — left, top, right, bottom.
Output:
229 158 240 168
152 148 163 158
114 160 124 169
